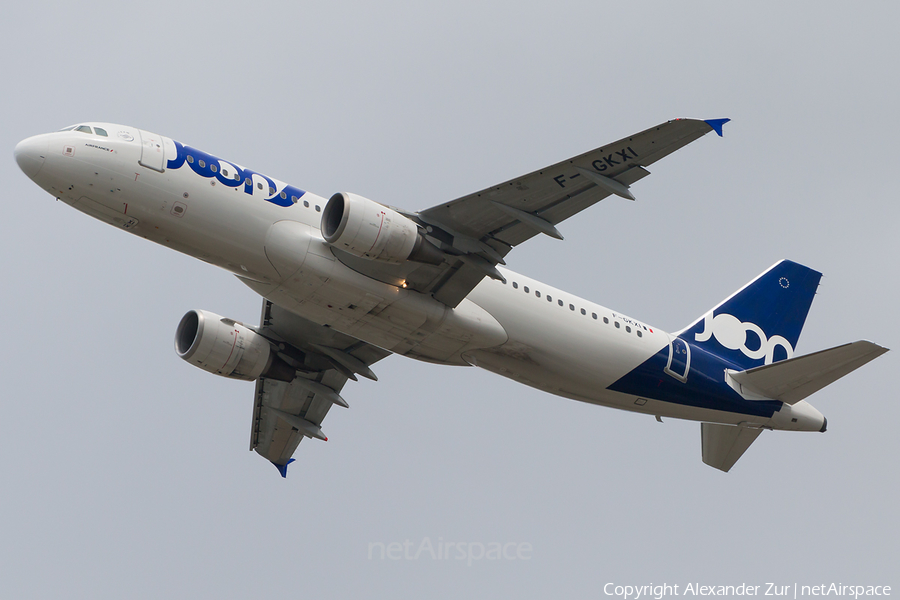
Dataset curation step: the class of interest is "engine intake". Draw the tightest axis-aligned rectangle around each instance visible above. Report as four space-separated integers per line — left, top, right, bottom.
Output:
175 310 294 382
322 192 443 265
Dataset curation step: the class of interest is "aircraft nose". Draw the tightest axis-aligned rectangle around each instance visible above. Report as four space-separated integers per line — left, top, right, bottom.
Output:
14 135 48 179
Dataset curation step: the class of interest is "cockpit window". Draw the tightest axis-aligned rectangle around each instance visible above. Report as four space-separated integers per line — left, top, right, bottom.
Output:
75 125 93 134
94 127 108 137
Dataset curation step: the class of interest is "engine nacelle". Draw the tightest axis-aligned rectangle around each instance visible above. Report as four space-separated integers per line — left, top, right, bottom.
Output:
321 192 444 265
175 310 294 382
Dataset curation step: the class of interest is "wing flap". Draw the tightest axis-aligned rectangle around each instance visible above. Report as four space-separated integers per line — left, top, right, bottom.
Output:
251 376 334 466
432 261 492 307
249 300 391 471
726 341 888 404
701 423 763 472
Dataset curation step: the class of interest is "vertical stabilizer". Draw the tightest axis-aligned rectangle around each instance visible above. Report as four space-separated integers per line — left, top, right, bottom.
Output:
701 423 763 472
678 260 822 369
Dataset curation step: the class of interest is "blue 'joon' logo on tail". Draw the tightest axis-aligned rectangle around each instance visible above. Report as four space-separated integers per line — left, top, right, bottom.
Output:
679 260 822 369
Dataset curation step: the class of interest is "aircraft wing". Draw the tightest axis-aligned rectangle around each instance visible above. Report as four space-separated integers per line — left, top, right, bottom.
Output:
249 299 390 476
332 118 728 307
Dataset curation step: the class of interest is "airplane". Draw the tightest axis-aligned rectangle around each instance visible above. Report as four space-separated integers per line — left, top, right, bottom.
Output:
14 118 888 475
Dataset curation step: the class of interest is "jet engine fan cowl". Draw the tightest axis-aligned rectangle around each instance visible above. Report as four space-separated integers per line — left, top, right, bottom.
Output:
175 310 294 382
321 192 444 265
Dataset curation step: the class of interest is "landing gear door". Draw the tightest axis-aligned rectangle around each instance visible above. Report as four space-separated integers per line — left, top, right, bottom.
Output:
664 335 691 383
138 129 165 172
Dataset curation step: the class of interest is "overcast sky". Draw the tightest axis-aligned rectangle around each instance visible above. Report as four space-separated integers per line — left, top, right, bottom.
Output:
2 1 898 598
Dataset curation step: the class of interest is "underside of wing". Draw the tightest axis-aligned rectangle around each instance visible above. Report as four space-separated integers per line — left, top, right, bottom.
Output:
249 300 390 476
329 118 727 307
420 118 726 247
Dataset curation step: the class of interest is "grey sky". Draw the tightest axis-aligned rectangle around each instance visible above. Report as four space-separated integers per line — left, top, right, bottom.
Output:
2 1 897 597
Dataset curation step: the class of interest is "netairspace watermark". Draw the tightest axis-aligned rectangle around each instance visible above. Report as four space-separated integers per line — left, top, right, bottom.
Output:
368 538 532 567
604 583 891 600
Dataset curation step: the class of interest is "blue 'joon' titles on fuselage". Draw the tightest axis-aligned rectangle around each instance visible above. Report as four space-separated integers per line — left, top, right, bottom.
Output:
166 140 306 208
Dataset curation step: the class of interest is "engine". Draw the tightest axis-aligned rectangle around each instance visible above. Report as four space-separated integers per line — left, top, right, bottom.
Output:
321 192 444 265
175 310 295 382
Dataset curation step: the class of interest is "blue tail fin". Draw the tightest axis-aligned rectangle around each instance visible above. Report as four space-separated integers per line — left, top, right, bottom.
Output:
678 260 822 369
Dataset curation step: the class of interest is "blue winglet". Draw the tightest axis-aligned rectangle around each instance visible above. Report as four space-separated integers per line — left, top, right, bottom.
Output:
704 118 731 137
273 458 296 478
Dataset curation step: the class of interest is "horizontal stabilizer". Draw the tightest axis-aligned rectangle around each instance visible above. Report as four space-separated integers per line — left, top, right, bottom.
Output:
727 341 888 404
701 423 763 472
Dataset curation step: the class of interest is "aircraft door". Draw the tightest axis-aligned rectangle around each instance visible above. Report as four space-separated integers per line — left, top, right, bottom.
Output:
664 335 691 382
138 129 166 172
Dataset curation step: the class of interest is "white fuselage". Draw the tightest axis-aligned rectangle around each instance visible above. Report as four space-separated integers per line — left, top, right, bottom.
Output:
17 124 822 432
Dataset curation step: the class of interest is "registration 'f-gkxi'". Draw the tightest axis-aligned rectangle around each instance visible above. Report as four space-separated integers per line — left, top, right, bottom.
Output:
15 118 888 474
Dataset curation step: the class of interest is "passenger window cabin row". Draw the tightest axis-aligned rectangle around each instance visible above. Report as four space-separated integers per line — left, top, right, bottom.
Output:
507 280 646 337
